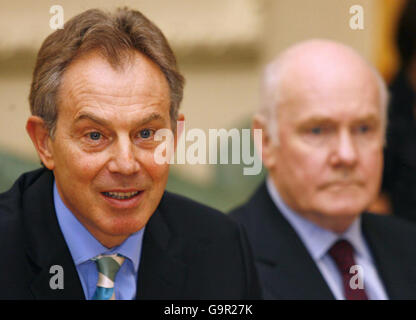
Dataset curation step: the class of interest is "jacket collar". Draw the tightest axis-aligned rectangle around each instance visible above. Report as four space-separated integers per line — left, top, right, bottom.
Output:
244 182 334 299
361 213 416 299
135 194 188 299
22 169 85 299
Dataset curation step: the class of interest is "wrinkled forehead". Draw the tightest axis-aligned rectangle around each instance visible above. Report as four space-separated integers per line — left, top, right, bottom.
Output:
57 50 170 110
276 56 383 123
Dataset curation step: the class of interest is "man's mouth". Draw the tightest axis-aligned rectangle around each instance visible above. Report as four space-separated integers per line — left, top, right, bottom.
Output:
102 191 141 200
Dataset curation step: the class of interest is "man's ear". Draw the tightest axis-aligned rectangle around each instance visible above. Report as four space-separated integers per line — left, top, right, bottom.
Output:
252 115 277 169
26 116 55 170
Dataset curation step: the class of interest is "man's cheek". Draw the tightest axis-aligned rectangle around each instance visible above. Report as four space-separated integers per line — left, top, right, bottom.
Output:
70 158 101 178
148 163 170 181
289 154 320 183
140 151 169 178
362 154 383 181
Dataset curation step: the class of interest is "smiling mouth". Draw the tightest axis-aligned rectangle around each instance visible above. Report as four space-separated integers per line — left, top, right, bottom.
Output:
102 191 141 200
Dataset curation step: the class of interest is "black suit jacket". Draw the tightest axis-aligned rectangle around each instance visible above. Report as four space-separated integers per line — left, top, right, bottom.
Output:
0 168 262 299
229 182 416 299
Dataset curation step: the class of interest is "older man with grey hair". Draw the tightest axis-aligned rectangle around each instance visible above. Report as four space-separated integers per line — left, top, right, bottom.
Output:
230 39 416 300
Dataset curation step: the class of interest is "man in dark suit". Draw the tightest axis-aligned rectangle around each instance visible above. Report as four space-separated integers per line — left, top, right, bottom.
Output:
0 7 261 300
230 39 416 300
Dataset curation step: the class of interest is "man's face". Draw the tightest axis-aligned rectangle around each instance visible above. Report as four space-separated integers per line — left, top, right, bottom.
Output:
265 66 384 232
48 51 173 247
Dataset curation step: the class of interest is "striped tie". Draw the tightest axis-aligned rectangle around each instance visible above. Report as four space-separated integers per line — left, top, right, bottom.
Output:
91 254 125 300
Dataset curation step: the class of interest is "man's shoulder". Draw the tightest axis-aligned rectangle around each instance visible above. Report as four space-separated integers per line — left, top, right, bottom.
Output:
229 201 251 221
152 191 262 299
362 212 416 295
0 168 47 217
158 191 240 239
362 212 416 264
362 212 416 240
0 169 50 281
228 182 269 225
0 168 48 197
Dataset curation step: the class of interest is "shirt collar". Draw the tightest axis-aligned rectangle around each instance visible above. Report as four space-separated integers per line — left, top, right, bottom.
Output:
53 181 144 272
342 217 369 260
266 177 368 261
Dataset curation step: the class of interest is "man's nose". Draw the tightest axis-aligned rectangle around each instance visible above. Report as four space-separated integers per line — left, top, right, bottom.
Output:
330 130 358 167
108 136 140 175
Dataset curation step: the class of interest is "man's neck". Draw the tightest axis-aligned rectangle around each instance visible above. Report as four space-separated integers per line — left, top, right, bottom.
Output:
75 217 129 249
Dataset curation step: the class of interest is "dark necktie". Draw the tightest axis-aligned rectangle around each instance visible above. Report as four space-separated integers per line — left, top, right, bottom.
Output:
328 239 368 300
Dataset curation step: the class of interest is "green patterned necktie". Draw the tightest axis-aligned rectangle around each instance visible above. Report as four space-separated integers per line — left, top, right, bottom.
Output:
91 254 125 300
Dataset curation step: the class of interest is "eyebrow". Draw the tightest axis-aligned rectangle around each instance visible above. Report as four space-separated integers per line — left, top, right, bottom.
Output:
298 114 380 125
73 111 165 128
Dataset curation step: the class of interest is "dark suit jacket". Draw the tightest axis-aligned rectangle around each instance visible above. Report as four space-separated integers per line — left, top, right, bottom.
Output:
0 168 262 299
229 182 416 299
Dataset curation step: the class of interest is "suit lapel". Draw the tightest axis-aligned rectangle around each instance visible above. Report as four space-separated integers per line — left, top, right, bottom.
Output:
362 213 415 299
22 170 84 299
136 207 188 299
245 183 334 299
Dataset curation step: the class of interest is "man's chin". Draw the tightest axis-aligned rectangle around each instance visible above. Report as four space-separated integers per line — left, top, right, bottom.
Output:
93 223 144 248
94 213 147 238
105 218 146 235
319 190 368 210
318 203 365 219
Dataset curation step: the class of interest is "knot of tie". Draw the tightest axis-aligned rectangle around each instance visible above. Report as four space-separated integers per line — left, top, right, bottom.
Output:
92 253 125 300
328 239 355 273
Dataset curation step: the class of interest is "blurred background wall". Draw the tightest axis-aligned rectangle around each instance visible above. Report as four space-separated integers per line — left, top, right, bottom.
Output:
0 0 407 211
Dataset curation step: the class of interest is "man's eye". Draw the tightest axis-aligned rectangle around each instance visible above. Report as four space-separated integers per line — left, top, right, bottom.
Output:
357 125 370 133
310 127 323 135
139 129 154 139
88 132 102 140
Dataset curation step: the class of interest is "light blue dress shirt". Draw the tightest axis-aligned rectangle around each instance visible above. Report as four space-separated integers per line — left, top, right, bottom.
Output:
53 182 145 300
266 177 388 300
